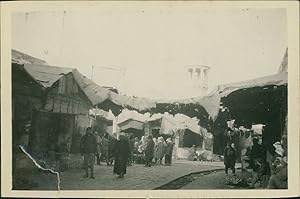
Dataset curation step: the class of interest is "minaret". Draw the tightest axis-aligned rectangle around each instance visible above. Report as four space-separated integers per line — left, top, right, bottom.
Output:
185 65 210 97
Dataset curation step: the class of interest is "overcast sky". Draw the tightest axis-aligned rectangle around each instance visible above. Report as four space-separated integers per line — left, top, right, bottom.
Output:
12 7 287 99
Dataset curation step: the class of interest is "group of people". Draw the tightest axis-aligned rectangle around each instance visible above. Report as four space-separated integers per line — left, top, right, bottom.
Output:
95 132 114 166
80 127 130 179
131 135 174 167
222 135 288 189
80 127 175 179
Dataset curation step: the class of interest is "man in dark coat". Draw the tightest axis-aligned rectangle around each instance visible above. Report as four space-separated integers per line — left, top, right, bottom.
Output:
223 142 237 175
145 135 155 167
113 133 130 178
80 127 97 179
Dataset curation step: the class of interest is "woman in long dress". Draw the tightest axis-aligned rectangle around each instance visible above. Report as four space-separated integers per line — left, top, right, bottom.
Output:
113 134 130 178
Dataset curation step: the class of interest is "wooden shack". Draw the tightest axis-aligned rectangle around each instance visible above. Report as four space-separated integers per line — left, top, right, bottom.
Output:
12 62 92 171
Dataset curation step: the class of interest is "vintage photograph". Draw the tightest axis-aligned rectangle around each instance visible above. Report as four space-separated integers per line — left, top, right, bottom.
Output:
7 2 291 194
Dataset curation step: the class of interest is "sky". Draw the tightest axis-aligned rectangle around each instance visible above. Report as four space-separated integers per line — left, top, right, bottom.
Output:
12 7 287 100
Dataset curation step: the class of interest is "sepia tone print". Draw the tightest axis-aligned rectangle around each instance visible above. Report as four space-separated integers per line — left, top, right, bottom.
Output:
10 6 288 192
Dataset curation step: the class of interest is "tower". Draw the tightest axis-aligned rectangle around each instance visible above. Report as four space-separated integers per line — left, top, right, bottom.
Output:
185 65 210 97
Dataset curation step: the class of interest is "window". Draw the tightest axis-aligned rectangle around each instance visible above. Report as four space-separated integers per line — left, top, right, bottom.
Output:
195 68 201 78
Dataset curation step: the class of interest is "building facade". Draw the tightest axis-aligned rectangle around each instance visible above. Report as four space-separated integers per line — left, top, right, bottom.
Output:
184 65 210 98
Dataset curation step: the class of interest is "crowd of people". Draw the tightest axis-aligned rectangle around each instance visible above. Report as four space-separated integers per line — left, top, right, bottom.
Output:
222 134 288 189
80 127 287 188
80 127 175 179
131 135 174 167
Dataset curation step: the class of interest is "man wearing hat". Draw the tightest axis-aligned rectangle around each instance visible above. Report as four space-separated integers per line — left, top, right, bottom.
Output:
80 127 97 179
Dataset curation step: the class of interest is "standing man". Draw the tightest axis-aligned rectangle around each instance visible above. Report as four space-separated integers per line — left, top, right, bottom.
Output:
165 138 174 166
145 135 155 167
80 127 97 179
223 142 237 176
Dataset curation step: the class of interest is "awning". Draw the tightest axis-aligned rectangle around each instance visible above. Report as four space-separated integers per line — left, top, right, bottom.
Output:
118 119 144 132
209 71 287 98
23 64 73 88
159 114 202 136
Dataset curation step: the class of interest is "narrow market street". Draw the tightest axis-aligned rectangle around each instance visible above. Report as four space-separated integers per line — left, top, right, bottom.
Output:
60 161 226 190
7 5 291 198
